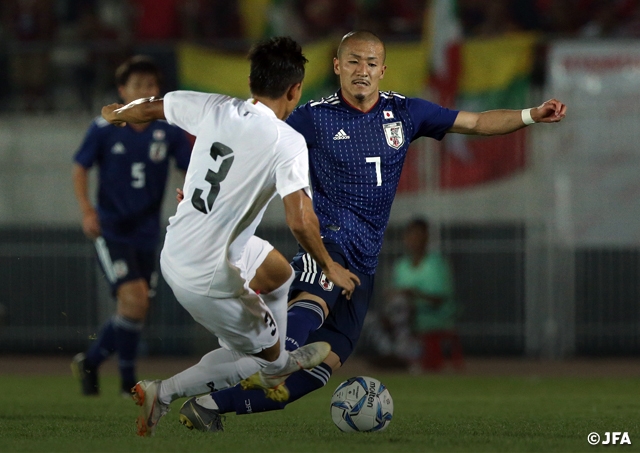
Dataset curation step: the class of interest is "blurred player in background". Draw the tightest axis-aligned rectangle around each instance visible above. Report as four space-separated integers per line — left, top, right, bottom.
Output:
100 36 360 436
182 30 566 431
71 56 192 397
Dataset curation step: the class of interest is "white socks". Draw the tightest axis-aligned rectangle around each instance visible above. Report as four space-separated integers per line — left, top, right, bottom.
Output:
159 348 265 404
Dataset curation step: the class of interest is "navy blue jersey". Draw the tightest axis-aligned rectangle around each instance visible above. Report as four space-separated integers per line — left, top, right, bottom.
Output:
74 117 192 250
286 90 458 274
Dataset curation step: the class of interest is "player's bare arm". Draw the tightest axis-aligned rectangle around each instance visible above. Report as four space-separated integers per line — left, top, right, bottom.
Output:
283 190 361 298
72 163 101 240
449 98 567 136
101 97 166 127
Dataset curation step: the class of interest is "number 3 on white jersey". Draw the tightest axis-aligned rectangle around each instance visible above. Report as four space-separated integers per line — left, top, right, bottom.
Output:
366 156 382 186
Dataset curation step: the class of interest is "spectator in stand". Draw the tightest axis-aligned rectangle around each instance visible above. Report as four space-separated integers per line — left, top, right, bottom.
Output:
1 0 56 111
389 218 462 372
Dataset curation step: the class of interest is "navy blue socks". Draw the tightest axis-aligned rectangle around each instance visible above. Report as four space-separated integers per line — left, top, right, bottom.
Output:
213 362 333 415
285 300 325 350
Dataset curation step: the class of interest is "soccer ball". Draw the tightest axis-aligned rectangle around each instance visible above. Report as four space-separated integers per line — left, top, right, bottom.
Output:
330 376 393 432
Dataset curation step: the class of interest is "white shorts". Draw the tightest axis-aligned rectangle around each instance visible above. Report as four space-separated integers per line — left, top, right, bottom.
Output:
163 236 276 354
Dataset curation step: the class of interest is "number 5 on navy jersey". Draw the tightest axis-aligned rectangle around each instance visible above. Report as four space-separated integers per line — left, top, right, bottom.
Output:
192 142 234 214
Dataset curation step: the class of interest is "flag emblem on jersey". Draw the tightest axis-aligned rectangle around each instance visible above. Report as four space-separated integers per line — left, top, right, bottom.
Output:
383 121 404 149
333 129 350 140
149 141 168 163
319 273 334 291
383 110 394 119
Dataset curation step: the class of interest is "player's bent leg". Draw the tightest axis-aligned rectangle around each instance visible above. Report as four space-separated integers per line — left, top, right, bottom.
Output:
207 352 340 419
286 292 328 350
115 279 148 395
240 341 331 402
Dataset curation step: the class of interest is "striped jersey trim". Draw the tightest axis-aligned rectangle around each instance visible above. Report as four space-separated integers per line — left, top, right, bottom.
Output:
380 90 405 99
310 95 340 107
300 253 318 284
94 237 117 284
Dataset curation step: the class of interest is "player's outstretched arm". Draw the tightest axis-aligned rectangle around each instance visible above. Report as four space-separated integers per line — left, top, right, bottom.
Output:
449 98 567 136
101 97 166 127
283 190 361 299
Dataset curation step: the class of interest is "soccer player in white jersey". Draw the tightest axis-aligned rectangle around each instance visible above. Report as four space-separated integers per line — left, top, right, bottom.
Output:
185 31 567 430
100 36 360 437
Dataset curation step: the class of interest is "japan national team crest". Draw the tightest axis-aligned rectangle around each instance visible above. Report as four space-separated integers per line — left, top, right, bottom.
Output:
319 272 334 291
149 141 168 163
383 121 404 149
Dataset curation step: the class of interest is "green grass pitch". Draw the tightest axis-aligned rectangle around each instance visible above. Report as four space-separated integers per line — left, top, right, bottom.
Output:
1 373 639 452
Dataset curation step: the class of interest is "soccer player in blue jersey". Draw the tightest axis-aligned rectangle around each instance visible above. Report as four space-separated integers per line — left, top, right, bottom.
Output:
71 56 192 397
175 30 567 431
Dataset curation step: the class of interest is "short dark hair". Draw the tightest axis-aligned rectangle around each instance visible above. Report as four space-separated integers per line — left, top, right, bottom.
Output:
248 36 307 99
406 217 429 233
337 30 386 62
115 55 163 87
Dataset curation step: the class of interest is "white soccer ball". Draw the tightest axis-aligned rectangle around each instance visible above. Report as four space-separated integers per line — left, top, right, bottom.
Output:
330 376 394 432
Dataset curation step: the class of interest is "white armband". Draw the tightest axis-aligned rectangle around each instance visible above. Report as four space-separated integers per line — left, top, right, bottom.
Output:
521 108 535 125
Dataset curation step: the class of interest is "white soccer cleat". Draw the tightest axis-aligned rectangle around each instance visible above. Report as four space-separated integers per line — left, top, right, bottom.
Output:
131 380 169 437
240 341 331 402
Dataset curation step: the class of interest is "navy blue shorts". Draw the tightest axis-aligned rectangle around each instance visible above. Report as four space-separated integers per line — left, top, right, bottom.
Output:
93 237 157 297
288 241 375 364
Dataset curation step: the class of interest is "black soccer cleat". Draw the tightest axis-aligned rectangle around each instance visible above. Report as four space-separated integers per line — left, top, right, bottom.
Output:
71 353 99 396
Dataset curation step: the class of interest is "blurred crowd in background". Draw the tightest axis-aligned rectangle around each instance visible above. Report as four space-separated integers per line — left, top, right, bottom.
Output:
1 0 640 112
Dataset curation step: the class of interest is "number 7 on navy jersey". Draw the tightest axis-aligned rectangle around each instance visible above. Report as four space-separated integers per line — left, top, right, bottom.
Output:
366 156 382 186
192 142 235 214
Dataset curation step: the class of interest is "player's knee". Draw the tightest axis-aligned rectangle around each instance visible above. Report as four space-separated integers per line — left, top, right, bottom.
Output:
255 342 281 363
116 279 149 320
251 250 292 294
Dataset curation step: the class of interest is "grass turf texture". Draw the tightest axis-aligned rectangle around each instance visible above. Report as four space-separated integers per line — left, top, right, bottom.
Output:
0 374 639 453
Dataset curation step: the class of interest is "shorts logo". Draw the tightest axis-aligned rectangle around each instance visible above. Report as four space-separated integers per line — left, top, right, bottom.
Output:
112 260 129 279
383 121 404 149
319 273 334 291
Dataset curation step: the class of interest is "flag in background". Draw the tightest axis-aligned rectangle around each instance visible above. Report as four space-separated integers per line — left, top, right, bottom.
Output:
425 0 539 189
177 38 337 103
437 32 539 189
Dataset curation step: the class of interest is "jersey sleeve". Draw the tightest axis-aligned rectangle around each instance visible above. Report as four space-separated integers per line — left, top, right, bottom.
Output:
164 91 231 136
274 131 310 199
406 97 459 141
285 103 316 148
73 120 102 168
170 128 192 171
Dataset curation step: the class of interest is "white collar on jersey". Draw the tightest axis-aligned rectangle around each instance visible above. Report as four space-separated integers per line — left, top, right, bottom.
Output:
247 98 277 118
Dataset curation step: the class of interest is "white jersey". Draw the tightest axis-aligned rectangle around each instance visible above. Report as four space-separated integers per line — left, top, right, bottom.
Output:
160 91 309 297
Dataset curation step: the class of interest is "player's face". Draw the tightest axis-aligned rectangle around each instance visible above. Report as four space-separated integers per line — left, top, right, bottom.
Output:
404 226 428 253
334 39 386 106
118 72 161 105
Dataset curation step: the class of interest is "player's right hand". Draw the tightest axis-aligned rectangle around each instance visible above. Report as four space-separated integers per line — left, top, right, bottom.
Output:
176 187 184 202
101 103 126 127
82 209 101 240
323 262 361 300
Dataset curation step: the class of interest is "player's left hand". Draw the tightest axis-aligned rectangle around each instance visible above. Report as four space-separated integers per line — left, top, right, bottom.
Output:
323 261 361 300
532 99 567 123
101 103 126 127
176 188 184 202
